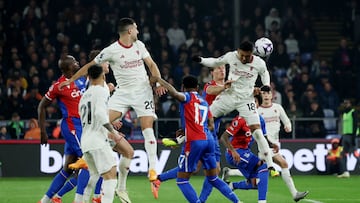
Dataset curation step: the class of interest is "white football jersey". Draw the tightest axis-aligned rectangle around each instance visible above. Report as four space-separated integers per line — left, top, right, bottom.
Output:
258 103 291 143
79 85 111 152
94 40 151 91
201 52 270 99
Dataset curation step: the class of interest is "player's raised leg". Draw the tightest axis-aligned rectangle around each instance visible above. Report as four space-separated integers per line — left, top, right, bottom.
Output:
139 116 158 181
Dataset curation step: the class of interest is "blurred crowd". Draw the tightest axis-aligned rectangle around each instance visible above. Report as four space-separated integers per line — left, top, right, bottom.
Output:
0 0 359 140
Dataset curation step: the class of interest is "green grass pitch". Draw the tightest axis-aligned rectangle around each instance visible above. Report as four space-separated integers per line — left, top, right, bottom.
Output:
0 175 359 203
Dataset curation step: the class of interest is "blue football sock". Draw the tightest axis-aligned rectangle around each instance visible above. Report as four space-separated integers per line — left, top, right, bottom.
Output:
233 180 254 190
176 177 200 203
58 177 77 197
199 178 213 203
256 164 269 201
207 175 239 203
75 169 90 195
158 167 178 182
94 177 103 195
46 169 70 198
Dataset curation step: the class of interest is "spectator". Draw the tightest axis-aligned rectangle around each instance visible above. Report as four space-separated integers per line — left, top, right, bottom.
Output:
300 84 318 115
24 118 40 140
281 7 299 39
6 112 24 139
286 61 301 82
6 70 28 98
298 28 317 65
5 87 24 119
253 7 265 28
268 43 290 76
197 66 212 89
22 87 43 119
319 81 340 114
22 0 41 19
264 8 281 32
293 73 312 100
0 125 10 140
284 33 300 60
185 29 204 48
166 20 186 55
326 138 345 175
303 101 326 138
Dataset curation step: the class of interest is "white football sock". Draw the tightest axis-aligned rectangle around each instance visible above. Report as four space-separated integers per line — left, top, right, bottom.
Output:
102 179 117 203
142 128 157 170
117 156 131 191
40 195 51 203
73 193 83 203
281 168 297 197
252 129 274 168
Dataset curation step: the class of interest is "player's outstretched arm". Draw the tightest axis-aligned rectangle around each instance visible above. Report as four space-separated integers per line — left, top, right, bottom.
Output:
220 131 240 164
37 97 52 145
59 60 97 89
103 123 123 143
144 57 167 96
150 76 185 102
192 54 227 68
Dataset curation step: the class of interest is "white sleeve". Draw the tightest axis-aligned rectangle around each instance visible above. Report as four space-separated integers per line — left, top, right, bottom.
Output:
200 52 230 67
279 105 291 131
137 40 150 59
94 47 111 65
259 69 270 86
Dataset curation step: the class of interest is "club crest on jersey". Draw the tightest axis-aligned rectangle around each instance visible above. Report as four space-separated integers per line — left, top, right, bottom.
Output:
136 50 139 55
250 66 254 71
120 54 125 58
232 120 239 127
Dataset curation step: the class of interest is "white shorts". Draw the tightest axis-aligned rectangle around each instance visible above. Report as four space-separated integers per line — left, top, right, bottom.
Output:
210 93 260 125
108 84 156 118
83 146 117 175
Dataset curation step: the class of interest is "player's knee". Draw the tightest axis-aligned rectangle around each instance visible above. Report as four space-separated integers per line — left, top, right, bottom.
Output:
127 148 134 158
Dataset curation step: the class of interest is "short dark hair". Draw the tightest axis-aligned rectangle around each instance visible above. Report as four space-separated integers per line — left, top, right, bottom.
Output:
58 55 75 74
87 65 103 80
182 75 198 89
118 17 135 33
239 41 254 52
260 86 271 92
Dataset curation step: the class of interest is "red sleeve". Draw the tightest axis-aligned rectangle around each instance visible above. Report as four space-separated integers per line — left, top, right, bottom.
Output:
45 82 59 101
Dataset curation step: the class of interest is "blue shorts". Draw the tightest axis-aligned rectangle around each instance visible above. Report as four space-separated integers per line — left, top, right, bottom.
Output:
225 148 260 179
61 117 83 157
213 117 222 162
178 139 217 173
213 138 221 162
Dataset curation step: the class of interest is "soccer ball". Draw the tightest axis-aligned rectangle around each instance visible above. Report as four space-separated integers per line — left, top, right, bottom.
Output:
254 37 273 57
